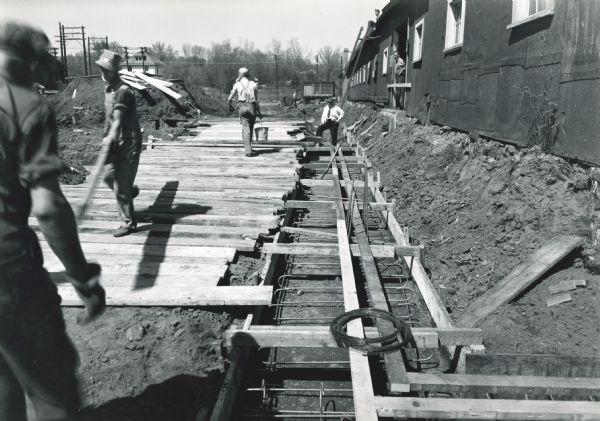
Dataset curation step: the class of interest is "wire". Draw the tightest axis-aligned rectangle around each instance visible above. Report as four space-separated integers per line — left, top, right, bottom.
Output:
329 308 412 355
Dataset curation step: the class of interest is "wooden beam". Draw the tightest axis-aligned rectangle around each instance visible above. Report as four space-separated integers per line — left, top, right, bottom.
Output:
132 70 182 99
336 148 411 393
465 353 600 378
262 242 396 258
374 396 600 420
406 372 600 398
280 226 338 239
58 285 273 306
330 153 377 420
224 326 483 348
458 236 584 327
386 82 412 88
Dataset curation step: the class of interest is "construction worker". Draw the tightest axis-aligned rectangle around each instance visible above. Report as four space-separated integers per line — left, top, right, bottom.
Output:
391 50 406 108
316 97 344 146
228 67 262 157
0 20 105 420
96 50 142 237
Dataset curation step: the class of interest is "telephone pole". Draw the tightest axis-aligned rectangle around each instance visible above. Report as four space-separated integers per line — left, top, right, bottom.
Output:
274 53 279 100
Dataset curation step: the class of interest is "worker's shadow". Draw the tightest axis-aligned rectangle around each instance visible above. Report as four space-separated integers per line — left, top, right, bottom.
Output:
133 180 212 290
250 147 283 155
82 373 222 421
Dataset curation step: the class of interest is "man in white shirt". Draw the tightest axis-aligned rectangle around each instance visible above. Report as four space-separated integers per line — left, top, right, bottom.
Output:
316 97 344 146
228 67 262 156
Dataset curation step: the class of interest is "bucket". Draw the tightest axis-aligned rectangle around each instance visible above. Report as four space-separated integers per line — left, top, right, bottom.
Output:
255 126 269 142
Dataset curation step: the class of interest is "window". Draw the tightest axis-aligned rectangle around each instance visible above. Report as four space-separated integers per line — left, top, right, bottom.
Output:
510 0 554 27
413 18 424 62
445 0 465 50
382 47 388 75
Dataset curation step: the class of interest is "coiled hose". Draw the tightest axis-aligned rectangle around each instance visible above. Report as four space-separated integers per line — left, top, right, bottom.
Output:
330 308 413 355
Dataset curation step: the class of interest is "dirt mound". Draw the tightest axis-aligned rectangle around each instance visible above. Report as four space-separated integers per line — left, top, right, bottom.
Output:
345 102 600 356
47 77 229 129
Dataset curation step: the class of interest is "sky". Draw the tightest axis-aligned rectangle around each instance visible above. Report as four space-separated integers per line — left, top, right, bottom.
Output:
2 0 390 58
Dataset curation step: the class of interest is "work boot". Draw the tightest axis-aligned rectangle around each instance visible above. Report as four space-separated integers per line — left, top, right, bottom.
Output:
131 185 140 199
113 225 136 237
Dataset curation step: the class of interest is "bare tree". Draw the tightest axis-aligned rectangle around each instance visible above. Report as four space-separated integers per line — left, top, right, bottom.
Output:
148 41 178 61
317 45 343 81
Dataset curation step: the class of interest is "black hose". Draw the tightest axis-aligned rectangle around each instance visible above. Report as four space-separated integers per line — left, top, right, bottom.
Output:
329 308 412 355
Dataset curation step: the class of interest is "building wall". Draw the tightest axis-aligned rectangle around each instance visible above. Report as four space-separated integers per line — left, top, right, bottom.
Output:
348 0 600 164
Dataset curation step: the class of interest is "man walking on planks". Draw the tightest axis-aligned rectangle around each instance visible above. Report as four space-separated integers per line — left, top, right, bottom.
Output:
96 50 142 237
228 67 263 157
0 20 106 421
316 97 344 146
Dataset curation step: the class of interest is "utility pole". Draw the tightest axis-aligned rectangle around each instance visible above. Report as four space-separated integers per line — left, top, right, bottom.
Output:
124 46 130 71
315 54 319 81
61 23 68 78
141 47 146 73
81 26 88 76
274 53 279 101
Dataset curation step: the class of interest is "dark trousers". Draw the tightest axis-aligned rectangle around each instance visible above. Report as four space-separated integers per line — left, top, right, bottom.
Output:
316 120 339 146
103 139 141 228
0 253 81 421
238 102 256 156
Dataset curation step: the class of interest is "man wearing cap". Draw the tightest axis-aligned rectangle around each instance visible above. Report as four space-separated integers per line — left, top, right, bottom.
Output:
96 50 142 237
228 67 262 156
0 20 105 420
316 97 344 146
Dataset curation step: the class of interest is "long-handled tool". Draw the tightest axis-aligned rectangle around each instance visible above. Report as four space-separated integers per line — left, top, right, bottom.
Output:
75 141 111 222
319 141 345 179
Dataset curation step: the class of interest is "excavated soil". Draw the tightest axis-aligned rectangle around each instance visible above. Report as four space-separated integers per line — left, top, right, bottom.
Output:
345 103 600 356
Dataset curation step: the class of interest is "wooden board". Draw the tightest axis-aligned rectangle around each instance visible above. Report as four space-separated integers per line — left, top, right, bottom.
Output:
224 326 483 348
458 236 584 327
374 396 600 420
58 285 273 306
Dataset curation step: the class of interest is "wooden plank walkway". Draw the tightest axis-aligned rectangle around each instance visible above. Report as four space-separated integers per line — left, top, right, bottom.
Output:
41 119 304 306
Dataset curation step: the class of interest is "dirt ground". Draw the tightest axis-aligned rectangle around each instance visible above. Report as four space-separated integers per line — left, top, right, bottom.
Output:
345 102 600 357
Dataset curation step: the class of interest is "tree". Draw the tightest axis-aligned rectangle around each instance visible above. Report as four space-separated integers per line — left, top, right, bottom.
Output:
317 45 343 81
148 41 178 61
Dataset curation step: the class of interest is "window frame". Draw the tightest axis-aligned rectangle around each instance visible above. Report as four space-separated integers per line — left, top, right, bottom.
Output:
508 0 554 29
413 18 425 63
444 0 465 52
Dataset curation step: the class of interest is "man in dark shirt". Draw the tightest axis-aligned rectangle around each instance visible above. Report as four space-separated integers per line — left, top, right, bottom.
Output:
0 20 105 420
96 50 143 237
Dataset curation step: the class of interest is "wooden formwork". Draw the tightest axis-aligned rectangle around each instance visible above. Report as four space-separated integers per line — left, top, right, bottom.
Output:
211 141 600 420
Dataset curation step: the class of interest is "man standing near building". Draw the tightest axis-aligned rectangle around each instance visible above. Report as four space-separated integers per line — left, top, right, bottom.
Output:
96 50 142 237
0 20 105 420
228 67 262 157
391 50 406 108
316 97 344 146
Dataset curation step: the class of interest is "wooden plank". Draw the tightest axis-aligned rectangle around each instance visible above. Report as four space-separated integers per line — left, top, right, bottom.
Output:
224 326 483 348
58 232 256 252
46 260 227 278
52 272 223 288
406 372 600 397
458 236 584 327
40 242 237 260
466 353 600 378
546 292 572 307
58 285 273 307
280 226 338 239
336 149 411 393
132 70 182 99
329 154 377 421
374 396 600 420
262 242 396 258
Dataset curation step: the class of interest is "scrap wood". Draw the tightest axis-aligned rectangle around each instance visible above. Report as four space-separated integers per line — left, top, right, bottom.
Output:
548 279 586 294
359 121 377 137
458 236 584 327
546 292 572 307
132 70 182 100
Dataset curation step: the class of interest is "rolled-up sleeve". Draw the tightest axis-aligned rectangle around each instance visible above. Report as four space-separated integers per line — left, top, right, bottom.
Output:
17 102 67 187
112 87 132 114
